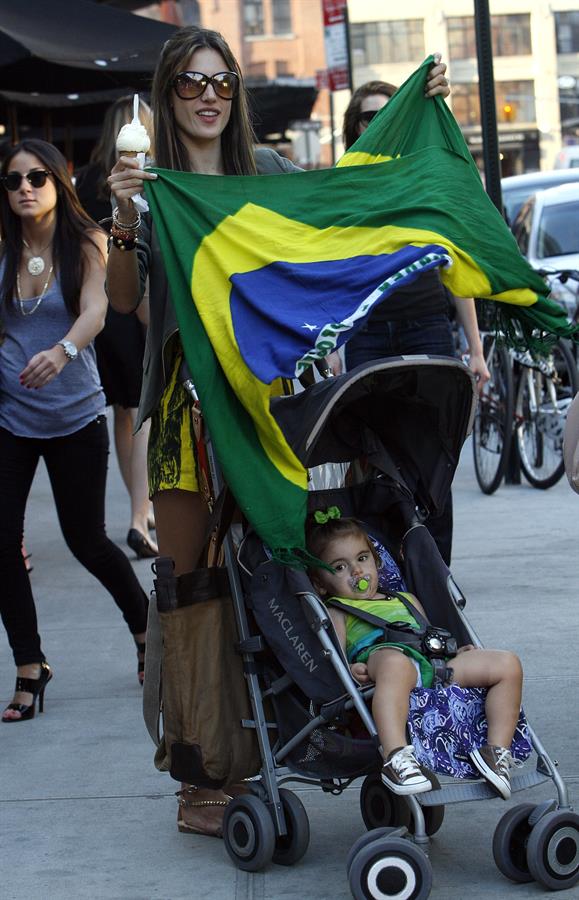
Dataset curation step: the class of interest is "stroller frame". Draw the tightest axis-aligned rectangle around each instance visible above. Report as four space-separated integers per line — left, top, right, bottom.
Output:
188 359 578 896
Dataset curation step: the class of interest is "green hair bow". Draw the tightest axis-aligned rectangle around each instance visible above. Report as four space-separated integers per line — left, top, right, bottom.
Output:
313 506 341 525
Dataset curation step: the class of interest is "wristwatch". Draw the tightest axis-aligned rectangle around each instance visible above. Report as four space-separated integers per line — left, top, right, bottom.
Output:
57 340 78 362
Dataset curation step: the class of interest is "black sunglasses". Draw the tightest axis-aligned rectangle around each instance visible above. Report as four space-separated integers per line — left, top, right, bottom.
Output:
2 169 52 192
172 70 240 101
358 110 379 126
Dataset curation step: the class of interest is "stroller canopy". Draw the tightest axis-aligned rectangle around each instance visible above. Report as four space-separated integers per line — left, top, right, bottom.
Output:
271 357 477 515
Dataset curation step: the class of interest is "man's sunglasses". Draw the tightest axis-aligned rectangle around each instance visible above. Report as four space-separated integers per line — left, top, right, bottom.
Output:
172 70 240 101
358 110 379 126
2 169 52 192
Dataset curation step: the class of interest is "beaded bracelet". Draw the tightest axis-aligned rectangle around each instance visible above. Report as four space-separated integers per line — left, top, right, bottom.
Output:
108 232 138 252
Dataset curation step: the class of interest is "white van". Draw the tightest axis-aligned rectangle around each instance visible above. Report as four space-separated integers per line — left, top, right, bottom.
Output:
554 146 579 169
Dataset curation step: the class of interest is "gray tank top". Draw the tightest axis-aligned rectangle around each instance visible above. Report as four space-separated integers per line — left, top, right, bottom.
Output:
0 271 105 438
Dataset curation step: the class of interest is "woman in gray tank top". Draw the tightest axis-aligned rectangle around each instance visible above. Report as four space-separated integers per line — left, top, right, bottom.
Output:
0 140 149 722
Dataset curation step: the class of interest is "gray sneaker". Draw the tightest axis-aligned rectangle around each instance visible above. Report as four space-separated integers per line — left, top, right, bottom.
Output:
381 745 432 795
470 744 521 800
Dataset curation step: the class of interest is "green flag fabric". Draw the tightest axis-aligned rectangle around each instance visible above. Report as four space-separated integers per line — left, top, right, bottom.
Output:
144 57 577 562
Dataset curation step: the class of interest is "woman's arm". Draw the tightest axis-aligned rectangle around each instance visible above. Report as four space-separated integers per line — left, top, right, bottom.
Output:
20 231 108 389
106 156 157 313
455 297 490 390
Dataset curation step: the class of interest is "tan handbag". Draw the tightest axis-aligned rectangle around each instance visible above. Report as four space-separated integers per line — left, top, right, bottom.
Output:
147 558 261 788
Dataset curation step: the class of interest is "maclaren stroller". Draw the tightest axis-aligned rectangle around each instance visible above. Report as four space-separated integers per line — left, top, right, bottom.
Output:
149 357 579 899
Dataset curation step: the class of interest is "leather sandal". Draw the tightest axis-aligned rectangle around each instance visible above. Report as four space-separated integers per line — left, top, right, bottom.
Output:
175 787 230 838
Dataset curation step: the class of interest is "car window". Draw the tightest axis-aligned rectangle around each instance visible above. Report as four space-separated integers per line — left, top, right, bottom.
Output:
536 201 579 258
512 202 533 255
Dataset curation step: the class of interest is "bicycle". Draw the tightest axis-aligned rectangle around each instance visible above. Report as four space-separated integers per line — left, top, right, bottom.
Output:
472 270 579 494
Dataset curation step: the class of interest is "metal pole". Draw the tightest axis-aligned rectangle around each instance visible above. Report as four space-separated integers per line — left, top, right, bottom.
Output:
329 90 336 166
474 1 521 483
473 0 502 213
344 2 354 92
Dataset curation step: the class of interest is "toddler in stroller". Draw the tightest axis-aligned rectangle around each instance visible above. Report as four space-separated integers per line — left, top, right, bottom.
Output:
306 511 524 800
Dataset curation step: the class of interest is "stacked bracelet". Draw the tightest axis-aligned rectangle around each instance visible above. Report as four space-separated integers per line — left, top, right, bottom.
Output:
110 206 141 251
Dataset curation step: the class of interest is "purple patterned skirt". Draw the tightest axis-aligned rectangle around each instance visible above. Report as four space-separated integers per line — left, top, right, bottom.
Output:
408 684 532 778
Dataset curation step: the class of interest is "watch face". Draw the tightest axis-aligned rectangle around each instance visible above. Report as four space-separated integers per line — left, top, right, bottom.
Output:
61 341 78 360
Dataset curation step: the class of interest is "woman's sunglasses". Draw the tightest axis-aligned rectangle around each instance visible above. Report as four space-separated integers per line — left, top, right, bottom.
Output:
2 169 52 192
172 70 239 101
358 110 379 126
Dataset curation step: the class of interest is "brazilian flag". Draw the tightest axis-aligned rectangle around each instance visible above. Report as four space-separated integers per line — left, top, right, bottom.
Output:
144 57 577 562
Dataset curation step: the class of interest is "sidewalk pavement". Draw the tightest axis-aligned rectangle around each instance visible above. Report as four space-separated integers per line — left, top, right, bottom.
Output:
1 415 578 900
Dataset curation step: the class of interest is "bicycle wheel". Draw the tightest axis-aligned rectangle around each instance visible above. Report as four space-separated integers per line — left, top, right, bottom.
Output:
472 337 514 494
516 339 579 489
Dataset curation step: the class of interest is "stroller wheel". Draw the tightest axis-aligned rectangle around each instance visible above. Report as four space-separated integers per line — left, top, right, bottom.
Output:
271 788 310 867
222 795 276 872
360 773 411 830
346 827 405 878
526 809 579 891
408 803 445 838
348 835 432 900
493 803 535 884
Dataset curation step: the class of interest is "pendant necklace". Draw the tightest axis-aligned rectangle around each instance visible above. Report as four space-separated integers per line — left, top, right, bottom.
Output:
16 264 54 316
22 238 52 276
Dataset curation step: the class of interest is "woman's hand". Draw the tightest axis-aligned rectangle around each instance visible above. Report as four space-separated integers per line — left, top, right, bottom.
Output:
19 347 67 389
468 351 491 393
350 662 370 683
325 350 342 376
107 155 157 219
425 53 450 99
456 644 476 655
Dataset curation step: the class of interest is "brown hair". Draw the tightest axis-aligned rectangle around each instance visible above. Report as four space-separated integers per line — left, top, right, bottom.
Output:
342 80 398 151
306 516 381 570
0 139 104 318
151 26 257 175
89 95 154 199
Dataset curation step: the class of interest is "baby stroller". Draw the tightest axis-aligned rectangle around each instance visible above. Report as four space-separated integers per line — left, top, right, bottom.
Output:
151 357 579 899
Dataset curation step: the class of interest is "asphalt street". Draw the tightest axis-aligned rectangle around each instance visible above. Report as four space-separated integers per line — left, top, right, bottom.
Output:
1 414 578 900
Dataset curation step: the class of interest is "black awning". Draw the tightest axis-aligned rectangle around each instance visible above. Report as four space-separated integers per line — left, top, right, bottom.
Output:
0 0 177 93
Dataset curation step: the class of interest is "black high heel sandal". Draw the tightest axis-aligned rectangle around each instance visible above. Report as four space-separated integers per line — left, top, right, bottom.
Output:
135 640 146 686
2 661 52 723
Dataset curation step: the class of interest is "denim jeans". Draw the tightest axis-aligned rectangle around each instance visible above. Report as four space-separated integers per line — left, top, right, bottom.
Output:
0 416 148 665
345 313 456 565
345 313 456 370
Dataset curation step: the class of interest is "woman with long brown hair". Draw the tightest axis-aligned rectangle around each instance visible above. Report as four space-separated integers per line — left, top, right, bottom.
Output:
0 139 148 721
106 26 451 837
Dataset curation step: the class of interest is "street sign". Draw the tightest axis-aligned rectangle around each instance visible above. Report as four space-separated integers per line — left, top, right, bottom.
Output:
321 0 350 92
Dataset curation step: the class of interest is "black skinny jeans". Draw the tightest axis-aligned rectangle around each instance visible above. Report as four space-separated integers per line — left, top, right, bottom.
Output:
0 416 148 666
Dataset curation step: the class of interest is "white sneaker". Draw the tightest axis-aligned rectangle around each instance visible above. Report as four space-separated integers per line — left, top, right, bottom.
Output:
381 745 432 795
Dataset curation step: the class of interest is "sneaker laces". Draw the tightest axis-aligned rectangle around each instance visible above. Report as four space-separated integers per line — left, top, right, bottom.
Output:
387 746 421 779
495 747 524 778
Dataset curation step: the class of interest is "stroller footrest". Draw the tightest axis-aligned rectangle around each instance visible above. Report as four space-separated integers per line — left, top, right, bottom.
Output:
420 768 550 805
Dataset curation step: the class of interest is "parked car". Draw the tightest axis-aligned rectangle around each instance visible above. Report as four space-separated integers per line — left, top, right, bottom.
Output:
554 146 579 169
501 168 579 227
511 183 579 318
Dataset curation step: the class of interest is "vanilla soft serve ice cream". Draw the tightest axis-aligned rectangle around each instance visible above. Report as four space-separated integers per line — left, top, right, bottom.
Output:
116 121 151 155
115 94 151 212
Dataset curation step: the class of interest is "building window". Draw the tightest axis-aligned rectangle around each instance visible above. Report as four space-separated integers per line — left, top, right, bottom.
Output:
272 0 292 34
179 0 200 26
555 12 579 54
453 81 536 127
275 59 293 77
246 61 268 81
351 20 424 66
448 15 532 61
244 0 265 37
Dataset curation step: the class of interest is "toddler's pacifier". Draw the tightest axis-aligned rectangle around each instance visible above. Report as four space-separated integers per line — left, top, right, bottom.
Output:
350 575 371 593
